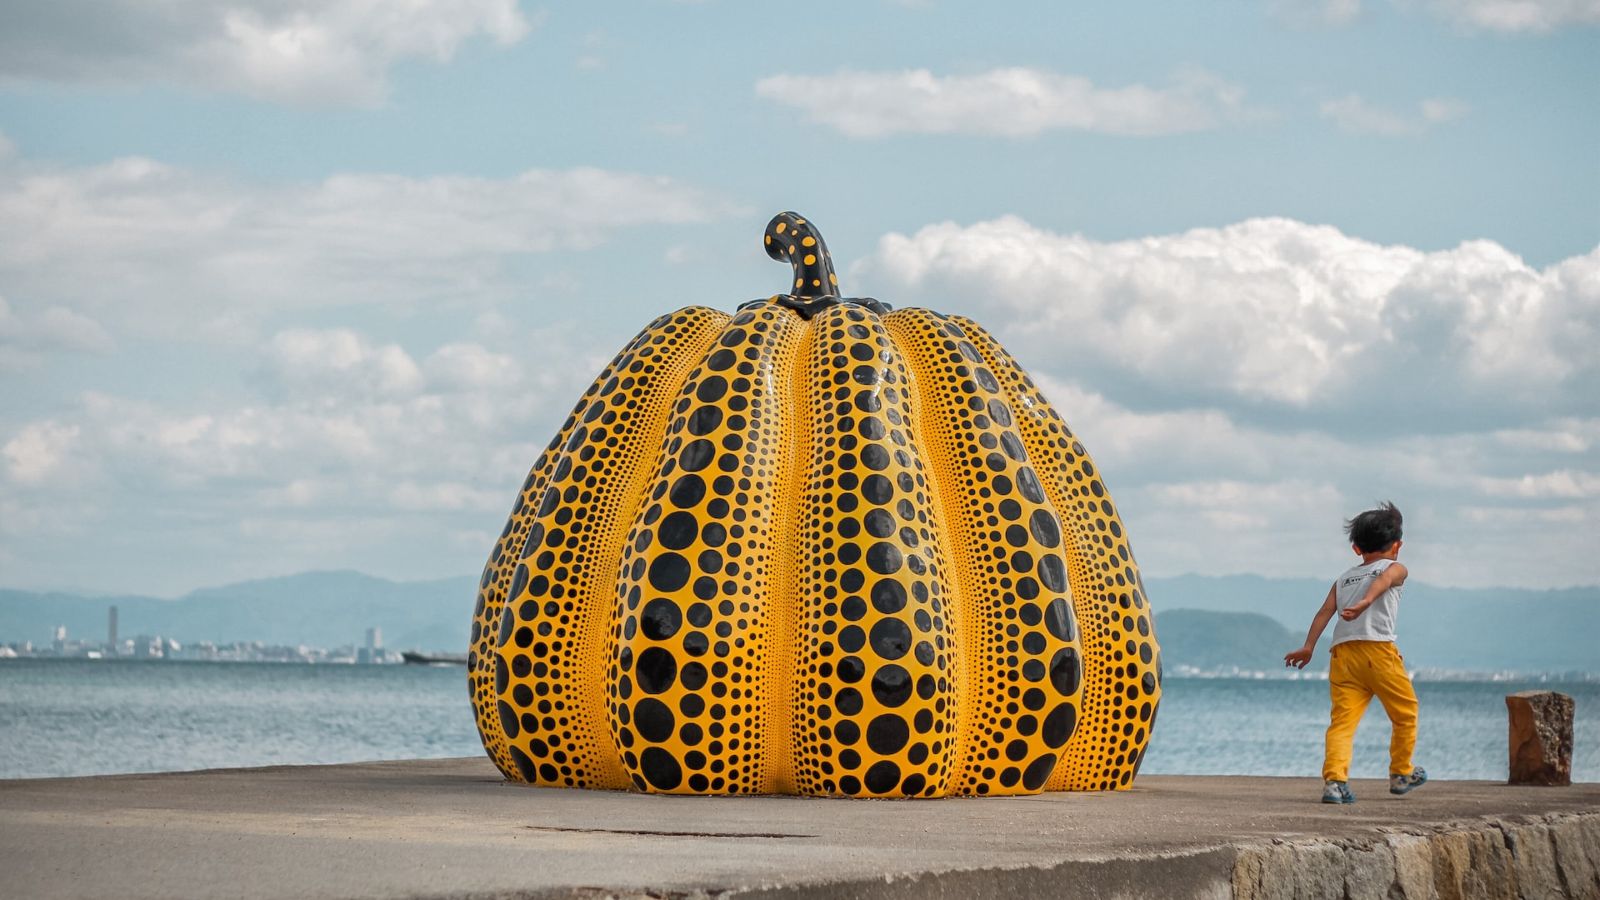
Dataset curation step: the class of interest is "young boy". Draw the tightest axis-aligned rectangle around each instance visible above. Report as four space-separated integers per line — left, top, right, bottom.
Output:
1284 501 1427 804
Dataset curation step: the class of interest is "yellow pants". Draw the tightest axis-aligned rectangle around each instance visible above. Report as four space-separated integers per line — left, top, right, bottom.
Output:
1323 640 1418 782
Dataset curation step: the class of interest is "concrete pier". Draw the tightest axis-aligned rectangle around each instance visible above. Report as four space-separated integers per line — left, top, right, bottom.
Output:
2 758 1596 899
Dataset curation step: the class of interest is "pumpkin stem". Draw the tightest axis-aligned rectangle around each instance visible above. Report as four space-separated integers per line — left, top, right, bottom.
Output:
765 212 840 298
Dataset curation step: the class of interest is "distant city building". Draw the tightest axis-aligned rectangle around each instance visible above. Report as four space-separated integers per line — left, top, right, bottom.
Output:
52 625 66 653
108 605 119 654
357 627 386 664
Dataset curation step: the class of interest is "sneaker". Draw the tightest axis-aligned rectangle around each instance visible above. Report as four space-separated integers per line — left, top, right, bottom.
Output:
1322 780 1356 804
1390 768 1428 795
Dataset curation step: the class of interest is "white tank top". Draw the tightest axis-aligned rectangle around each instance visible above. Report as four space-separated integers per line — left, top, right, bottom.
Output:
1330 558 1402 646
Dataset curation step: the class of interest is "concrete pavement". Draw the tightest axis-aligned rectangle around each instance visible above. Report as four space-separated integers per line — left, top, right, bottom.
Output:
2 757 1597 899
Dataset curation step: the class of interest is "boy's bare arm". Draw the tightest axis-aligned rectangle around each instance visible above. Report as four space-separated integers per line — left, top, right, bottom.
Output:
1284 584 1338 669
1339 563 1408 621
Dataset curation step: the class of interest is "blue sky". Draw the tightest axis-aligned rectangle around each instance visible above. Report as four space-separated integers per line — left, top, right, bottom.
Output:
0 0 1596 595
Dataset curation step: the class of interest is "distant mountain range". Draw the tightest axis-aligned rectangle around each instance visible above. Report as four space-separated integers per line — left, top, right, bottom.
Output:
1146 573 1598 673
2 570 1595 673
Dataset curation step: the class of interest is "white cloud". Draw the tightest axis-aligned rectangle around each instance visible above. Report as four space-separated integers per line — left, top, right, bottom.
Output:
754 67 1250 138
265 329 425 400
423 342 521 393
1269 0 1365 25
0 0 533 106
0 295 114 372
0 141 736 338
0 318 594 593
854 216 1599 423
1427 0 1600 31
1474 470 1600 499
2 421 81 485
1272 0 1600 31
992 375 1599 587
1493 420 1600 454
1320 94 1468 136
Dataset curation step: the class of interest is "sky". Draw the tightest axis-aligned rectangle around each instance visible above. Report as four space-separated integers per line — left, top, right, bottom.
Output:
0 0 1596 597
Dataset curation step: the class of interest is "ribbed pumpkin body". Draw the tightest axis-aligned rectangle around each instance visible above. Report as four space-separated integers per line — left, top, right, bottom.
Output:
469 300 1160 797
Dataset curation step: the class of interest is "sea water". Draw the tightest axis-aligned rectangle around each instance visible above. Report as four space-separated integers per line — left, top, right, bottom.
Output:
1 659 1595 782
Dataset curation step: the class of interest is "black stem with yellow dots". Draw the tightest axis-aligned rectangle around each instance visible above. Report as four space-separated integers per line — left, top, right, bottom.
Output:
743 211 891 319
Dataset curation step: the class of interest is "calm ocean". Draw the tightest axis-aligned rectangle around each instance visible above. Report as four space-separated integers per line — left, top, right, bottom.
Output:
1 659 1594 782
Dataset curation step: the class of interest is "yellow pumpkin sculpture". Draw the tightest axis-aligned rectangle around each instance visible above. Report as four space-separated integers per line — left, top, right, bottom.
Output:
470 213 1159 797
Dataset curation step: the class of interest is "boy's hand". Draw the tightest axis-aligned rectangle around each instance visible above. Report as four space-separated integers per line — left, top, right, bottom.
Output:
1339 601 1369 621
1284 646 1313 669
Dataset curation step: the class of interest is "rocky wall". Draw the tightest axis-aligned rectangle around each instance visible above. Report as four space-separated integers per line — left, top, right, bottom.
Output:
1234 813 1600 900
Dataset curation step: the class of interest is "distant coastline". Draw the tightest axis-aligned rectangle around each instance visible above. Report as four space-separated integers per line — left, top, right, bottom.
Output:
3 655 1596 686
4 569 1597 675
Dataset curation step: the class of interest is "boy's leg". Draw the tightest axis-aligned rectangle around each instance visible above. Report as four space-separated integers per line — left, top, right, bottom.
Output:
1369 643 1419 776
1323 644 1374 782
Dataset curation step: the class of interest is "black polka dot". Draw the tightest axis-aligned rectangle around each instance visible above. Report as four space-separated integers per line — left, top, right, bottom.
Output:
1038 554 1067 592
866 543 903 575
836 687 864 716
636 647 678 694
841 595 867 621
871 664 912 707
863 509 895 538
688 407 722 435
641 598 682 640
837 655 866 683
862 474 892 504
634 697 675 742
680 439 715 472
1023 753 1056 790
658 512 698 550
1029 509 1061 548
1018 467 1046 502
1001 432 1027 462
696 376 727 402
1005 524 1029 548
864 760 901 794
1049 647 1081 696
866 714 909 754
703 521 727 546
508 746 537 782
648 553 691 592
835 719 861 745
869 619 912 660
639 747 682 790
870 579 906 614
1042 703 1077 748
670 474 706 508
1045 598 1075 641
861 445 890 470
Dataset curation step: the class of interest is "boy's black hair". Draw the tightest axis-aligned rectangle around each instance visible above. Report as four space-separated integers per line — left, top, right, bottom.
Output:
1345 501 1403 553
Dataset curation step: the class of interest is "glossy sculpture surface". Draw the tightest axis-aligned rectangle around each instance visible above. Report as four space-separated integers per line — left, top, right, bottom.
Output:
470 212 1160 797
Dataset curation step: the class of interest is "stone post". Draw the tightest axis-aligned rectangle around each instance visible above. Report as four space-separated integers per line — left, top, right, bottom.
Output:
1506 691 1573 786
